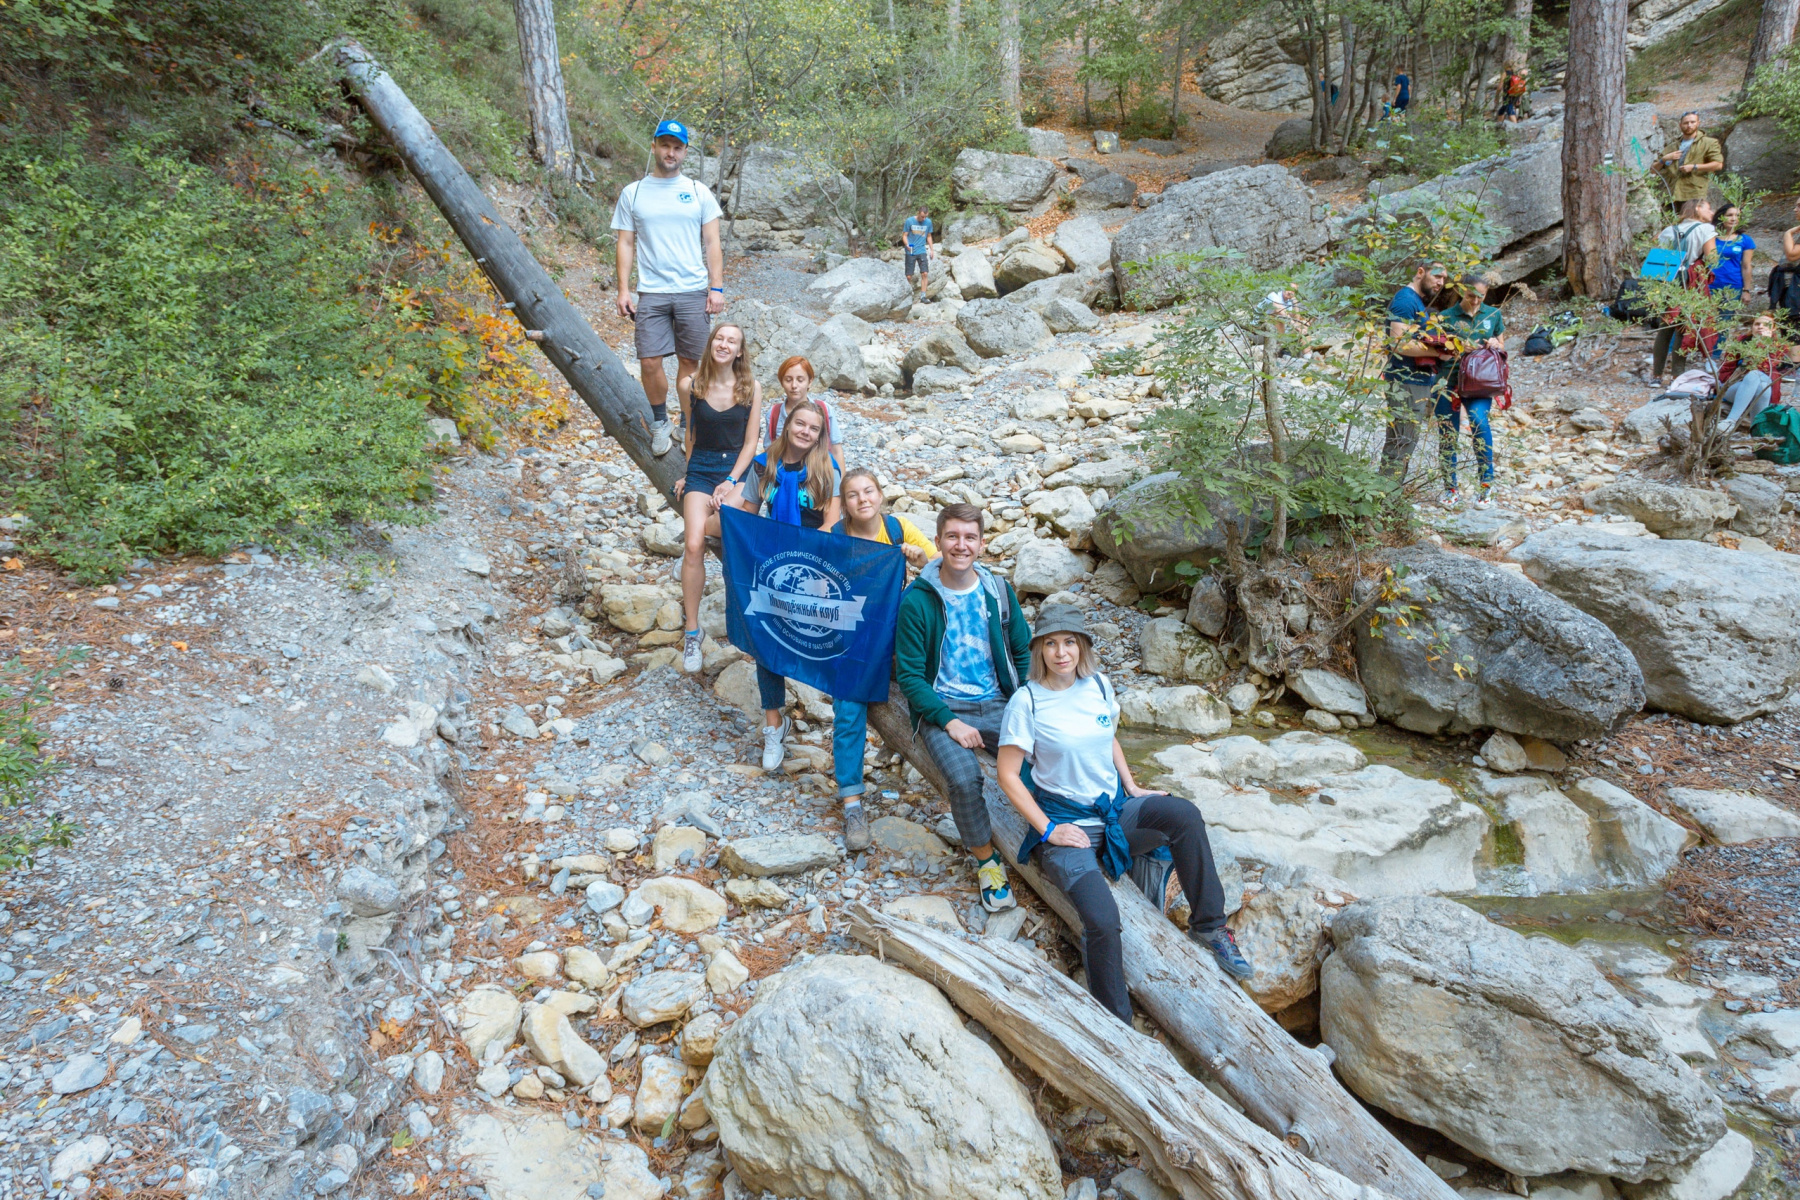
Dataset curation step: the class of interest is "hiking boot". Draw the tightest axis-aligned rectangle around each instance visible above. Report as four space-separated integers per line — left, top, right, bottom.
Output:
976 855 1017 912
761 715 790 772
681 630 703 674
842 800 871 853
1198 927 1254 980
651 419 674 456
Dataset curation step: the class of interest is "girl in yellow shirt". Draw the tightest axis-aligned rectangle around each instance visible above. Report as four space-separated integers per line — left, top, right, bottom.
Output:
827 468 937 852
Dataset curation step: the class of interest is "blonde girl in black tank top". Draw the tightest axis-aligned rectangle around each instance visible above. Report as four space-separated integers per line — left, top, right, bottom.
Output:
675 323 761 672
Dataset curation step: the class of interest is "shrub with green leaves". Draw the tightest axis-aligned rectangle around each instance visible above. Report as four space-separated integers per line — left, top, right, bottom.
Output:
0 135 442 581
0 655 81 871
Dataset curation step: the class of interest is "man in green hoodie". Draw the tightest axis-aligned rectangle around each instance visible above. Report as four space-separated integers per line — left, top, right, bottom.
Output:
894 503 1032 912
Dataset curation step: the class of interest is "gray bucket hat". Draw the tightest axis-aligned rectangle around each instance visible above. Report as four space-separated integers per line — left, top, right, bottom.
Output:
1030 603 1090 644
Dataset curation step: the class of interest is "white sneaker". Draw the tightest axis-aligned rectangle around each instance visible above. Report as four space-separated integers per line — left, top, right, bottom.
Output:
651 419 673 456
682 630 703 673
761 716 790 772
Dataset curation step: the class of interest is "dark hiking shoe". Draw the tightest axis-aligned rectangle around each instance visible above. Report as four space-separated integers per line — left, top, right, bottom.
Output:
1199 927 1254 980
842 801 871 853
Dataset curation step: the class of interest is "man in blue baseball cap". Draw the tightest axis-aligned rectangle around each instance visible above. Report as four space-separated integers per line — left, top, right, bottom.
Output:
612 119 726 456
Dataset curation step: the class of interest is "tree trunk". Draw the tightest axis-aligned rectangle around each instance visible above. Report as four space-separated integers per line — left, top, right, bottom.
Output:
859 685 1457 1200
847 907 1408 1200
1562 0 1629 297
513 0 576 175
1083 31 1093 126
1262 335 1288 555
332 39 686 501
1169 21 1188 136
1746 0 1800 89
1497 0 1532 70
1000 0 1023 127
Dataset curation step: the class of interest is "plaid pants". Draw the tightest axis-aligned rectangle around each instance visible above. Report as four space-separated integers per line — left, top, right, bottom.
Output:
918 695 1007 852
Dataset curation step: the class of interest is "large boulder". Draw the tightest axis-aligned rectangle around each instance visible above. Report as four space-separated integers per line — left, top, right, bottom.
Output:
900 327 982 380
1111 166 1327 308
1264 117 1313 159
1044 297 1101 333
1510 528 1800 723
1723 475 1783 537
1620 395 1697 444
943 210 1005 245
1354 545 1645 743
1227 866 1357 1012
1092 472 1244 592
1138 618 1226 682
1051 215 1113 271
1725 115 1800 195
950 148 1059 211
994 240 1066 292
1072 172 1138 211
1584 478 1735 540
1199 21 1312 111
1117 685 1231 736
1023 127 1068 158
950 249 999 299
1365 104 1662 256
703 955 1063 1200
1004 269 1103 315
1150 737 1489 896
805 257 915 321
956 298 1052 357
1010 540 1093 595
1321 896 1725 1181
733 298 869 393
732 144 855 230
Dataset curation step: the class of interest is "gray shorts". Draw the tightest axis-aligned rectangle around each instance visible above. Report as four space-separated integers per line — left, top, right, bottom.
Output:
633 291 710 361
905 252 930 277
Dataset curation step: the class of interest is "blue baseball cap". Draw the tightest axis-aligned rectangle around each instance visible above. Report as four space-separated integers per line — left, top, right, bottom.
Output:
653 120 689 145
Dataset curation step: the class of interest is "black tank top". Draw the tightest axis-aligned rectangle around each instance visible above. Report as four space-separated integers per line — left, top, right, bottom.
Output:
689 387 750 455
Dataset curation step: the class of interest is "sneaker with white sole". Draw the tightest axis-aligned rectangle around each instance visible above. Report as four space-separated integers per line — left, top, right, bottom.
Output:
761 715 790 771
651 419 674 456
976 855 1017 912
681 630 703 673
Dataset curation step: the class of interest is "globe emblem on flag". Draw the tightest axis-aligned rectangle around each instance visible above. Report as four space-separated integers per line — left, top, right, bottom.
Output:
745 551 867 661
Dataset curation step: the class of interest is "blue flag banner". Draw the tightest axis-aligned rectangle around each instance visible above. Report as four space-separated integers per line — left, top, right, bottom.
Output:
720 505 905 705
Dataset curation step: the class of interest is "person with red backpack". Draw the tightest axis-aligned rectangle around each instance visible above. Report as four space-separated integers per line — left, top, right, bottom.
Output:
1496 64 1528 121
1434 272 1507 508
1651 198 1718 383
765 356 844 459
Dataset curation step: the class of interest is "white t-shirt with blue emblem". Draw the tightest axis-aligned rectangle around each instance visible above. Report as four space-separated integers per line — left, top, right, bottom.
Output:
1000 674 1120 808
611 174 723 294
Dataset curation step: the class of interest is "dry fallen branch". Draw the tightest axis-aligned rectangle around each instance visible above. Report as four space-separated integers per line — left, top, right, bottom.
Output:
848 904 1398 1200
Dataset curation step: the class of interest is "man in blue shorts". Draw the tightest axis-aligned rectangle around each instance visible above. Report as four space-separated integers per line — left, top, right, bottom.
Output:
902 206 934 293
612 120 725 456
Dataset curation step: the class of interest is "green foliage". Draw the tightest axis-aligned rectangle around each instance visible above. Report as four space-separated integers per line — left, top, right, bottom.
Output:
0 134 442 580
1368 110 1505 181
1074 0 1163 129
1745 43 1800 143
1118 194 1501 553
0 654 82 871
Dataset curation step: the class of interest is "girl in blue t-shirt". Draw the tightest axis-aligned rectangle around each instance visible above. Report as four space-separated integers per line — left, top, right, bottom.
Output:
1710 203 1755 322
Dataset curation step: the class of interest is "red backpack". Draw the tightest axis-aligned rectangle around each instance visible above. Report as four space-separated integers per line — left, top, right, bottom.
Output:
1457 347 1512 408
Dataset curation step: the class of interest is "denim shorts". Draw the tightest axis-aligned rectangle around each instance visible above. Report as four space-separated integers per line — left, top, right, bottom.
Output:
683 449 735 497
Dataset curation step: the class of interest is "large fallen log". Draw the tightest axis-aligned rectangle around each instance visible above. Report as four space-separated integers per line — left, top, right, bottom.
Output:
848 904 1395 1200
864 690 1455 1200
331 38 686 503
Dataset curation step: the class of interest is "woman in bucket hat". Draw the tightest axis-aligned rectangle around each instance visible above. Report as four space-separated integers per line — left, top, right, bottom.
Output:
996 603 1252 1021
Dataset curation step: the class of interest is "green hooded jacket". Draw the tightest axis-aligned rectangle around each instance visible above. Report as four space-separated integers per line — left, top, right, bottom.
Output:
893 559 1033 731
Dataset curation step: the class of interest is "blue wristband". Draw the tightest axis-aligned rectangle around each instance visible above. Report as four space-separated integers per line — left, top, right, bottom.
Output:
1041 819 1058 842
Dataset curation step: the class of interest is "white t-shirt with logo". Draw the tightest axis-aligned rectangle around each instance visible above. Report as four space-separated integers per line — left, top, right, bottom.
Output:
999 674 1121 810
611 174 723 294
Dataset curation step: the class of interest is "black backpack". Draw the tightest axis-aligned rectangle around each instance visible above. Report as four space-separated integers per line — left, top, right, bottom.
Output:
1608 277 1652 324
1523 327 1555 356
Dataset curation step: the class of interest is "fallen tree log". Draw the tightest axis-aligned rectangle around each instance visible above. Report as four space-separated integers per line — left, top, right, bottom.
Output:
847 904 1396 1200
331 38 686 503
864 688 1455 1200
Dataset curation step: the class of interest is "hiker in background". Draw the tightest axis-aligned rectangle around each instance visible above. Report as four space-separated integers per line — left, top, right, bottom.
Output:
1651 198 1718 384
740 401 840 771
1774 198 1800 331
827 468 939 852
996 604 1252 1023
1434 273 1506 509
674 324 761 675
764 356 844 459
1388 71 1411 117
1656 111 1725 215
1718 311 1792 434
1710 203 1754 323
894 504 1032 914
902 206 935 294
1379 260 1451 482
1496 63 1528 121
612 119 726 458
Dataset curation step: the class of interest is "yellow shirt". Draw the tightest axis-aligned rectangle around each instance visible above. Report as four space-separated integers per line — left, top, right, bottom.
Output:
863 514 937 559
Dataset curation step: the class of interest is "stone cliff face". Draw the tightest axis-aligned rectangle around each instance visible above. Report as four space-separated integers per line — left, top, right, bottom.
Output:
1197 0 1728 116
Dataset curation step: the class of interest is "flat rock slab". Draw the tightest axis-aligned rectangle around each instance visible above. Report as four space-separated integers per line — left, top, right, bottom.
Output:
720 834 838 877
455 1111 664 1200
871 817 950 858
1663 787 1800 844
